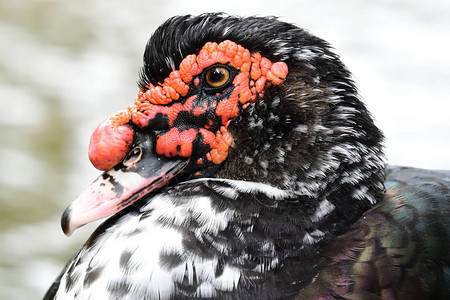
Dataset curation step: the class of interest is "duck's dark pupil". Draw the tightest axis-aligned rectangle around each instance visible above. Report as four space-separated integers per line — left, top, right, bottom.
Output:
210 69 224 82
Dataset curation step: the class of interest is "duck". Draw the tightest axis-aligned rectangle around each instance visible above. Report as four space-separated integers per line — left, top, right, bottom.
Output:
44 13 449 299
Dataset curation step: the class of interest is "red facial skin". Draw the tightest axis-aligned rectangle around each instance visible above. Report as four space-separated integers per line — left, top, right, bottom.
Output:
89 40 289 171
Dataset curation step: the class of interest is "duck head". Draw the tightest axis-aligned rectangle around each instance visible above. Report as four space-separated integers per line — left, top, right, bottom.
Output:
62 14 385 236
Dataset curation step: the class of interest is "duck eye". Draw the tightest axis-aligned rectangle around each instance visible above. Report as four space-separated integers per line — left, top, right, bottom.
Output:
205 66 230 88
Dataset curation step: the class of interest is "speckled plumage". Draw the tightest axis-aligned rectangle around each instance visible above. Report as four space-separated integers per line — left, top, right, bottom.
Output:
298 167 450 299
45 14 449 299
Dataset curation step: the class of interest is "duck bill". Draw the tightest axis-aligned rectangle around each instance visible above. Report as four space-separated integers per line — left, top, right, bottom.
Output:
61 140 189 236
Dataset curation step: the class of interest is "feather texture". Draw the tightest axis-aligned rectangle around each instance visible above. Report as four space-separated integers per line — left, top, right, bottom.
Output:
297 167 450 299
44 14 449 299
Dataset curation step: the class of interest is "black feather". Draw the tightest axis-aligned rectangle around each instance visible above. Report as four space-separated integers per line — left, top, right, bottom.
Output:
138 13 328 89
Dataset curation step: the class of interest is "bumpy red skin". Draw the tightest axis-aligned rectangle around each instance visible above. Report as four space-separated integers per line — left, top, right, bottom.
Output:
89 40 288 171
88 110 133 170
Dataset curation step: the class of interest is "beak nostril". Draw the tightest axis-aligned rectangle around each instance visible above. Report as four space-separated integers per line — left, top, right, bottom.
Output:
123 146 143 166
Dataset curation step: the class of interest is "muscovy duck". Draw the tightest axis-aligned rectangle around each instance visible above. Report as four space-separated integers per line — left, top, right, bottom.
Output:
44 14 449 299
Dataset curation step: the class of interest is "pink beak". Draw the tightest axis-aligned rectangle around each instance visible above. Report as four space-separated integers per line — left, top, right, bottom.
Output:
61 133 189 236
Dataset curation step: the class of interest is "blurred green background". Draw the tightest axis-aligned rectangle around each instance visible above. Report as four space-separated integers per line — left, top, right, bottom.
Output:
1 0 449 298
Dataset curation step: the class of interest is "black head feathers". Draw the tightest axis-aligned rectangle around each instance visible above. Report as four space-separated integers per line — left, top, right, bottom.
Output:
138 13 331 89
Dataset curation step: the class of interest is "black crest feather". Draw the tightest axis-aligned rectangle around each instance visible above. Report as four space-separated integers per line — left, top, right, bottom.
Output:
138 13 329 90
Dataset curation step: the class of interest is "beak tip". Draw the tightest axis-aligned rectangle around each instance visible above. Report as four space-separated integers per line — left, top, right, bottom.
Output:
61 205 74 237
